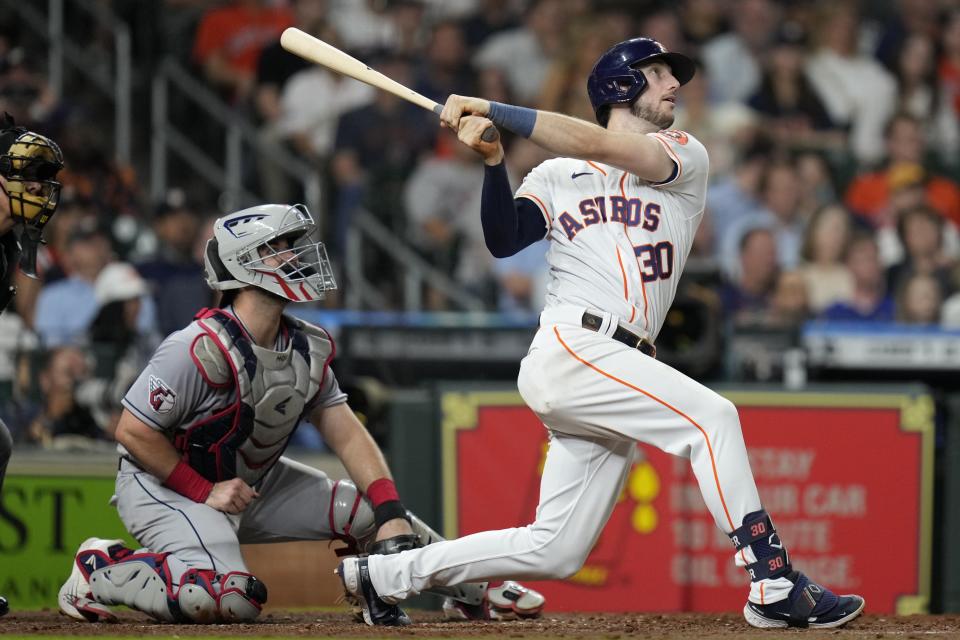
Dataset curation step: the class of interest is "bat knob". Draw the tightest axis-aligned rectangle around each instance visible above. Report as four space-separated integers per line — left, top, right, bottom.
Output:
481 125 500 143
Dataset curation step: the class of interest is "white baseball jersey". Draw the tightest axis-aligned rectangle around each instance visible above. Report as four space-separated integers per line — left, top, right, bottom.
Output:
515 129 708 340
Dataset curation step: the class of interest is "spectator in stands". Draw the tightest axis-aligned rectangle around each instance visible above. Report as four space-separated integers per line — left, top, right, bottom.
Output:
473 0 565 105
638 8 687 54
328 0 405 54
253 0 327 127
134 193 208 337
893 33 959 162
799 204 854 314
403 127 486 308
720 227 779 324
491 241 548 313
678 0 727 48
459 0 519 48
795 151 838 218
56 130 142 220
537 22 610 124
708 137 771 258
821 232 895 322
721 160 805 275
886 204 954 297
271 33 375 164
767 270 811 329
0 47 57 130
805 3 897 165
673 59 756 179
33 220 114 347
939 9 960 170
874 0 941 71
896 272 943 324
845 113 960 227
192 0 293 102
85 263 159 437
26 346 101 447
747 22 842 153
330 56 436 259
413 21 474 105
702 0 776 104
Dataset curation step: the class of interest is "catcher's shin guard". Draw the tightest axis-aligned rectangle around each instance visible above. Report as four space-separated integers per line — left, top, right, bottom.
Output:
88 552 182 622
58 538 128 622
217 571 268 622
90 561 266 623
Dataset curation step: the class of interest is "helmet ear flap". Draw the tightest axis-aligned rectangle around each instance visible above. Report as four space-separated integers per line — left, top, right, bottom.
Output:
205 237 234 283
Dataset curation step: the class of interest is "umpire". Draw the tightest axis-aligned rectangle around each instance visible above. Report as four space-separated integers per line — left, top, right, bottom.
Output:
0 113 65 617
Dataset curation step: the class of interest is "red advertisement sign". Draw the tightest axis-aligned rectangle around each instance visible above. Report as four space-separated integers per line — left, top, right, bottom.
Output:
441 390 932 615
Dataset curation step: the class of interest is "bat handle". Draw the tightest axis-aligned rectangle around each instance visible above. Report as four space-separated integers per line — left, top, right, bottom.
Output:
432 104 500 143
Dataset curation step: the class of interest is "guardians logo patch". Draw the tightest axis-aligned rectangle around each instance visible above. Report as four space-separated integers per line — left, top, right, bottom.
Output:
148 375 177 413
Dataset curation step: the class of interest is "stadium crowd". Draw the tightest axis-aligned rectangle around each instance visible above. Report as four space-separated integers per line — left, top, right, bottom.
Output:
1 0 960 448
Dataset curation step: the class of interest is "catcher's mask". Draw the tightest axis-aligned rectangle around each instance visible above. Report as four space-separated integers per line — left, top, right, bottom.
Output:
204 203 337 302
0 113 64 278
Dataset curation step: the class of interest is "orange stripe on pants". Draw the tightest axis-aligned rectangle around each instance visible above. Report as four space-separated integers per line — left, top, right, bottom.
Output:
552 326 737 532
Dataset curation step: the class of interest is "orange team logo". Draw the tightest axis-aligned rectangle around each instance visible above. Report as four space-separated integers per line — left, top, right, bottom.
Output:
659 130 688 145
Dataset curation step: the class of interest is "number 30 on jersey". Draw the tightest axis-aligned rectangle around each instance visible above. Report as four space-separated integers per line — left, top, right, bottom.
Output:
634 242 674 282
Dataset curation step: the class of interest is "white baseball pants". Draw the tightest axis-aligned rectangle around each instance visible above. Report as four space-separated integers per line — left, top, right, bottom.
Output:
368 306 781 605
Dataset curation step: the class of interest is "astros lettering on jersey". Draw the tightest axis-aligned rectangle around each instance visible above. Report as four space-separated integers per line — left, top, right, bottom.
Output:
516 129 707 340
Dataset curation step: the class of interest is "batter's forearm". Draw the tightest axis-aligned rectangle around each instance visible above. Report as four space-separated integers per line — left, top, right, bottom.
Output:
527 111 607 159
486 104 673 182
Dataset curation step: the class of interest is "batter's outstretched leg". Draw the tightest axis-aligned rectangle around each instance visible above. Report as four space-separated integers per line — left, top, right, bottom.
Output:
0 418 11 618
341 433 635 625
405 514 546 621
325 472 546 621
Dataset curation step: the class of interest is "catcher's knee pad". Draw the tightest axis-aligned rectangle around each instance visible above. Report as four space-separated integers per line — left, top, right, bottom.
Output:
175 569 220 623
216 571 267 622
89 552 180 622
329 478 375 542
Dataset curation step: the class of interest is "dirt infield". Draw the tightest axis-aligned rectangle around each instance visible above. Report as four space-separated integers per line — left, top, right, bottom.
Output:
3 610 960 639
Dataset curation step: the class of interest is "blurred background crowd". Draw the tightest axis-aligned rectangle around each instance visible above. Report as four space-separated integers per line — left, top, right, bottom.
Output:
1 0 959 450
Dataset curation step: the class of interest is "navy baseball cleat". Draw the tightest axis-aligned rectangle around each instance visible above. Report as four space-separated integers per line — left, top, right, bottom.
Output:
0 595 8 617
744 571 864 629
337 557 411 626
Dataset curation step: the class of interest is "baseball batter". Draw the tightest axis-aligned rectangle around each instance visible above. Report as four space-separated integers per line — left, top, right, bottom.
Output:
57 203 544 625
0 114 65 619
340 38 865 630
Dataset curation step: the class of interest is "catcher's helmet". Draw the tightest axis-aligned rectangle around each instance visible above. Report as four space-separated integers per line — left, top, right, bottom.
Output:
0 113 64 277
587 37 696 127
204 203 337 302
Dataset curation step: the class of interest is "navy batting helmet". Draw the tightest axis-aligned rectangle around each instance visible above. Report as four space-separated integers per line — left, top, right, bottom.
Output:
587 38 696 127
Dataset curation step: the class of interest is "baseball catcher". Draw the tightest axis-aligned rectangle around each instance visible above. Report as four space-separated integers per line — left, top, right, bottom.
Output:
0 113 64 618
57 203 544 625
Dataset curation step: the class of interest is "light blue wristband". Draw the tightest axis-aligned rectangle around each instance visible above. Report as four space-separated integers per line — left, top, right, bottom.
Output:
487 101 537 138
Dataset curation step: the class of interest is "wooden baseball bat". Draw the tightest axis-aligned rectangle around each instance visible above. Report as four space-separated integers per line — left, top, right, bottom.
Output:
280 28 499 142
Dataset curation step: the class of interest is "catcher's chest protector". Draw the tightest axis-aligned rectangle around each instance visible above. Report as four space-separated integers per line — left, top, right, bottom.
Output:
177 308 332 484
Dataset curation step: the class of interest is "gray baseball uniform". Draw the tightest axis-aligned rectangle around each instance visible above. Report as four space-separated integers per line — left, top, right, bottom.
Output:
116 307 359 582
